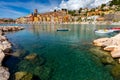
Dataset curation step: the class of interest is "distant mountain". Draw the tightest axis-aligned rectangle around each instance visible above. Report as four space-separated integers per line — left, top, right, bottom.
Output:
110 0 120 6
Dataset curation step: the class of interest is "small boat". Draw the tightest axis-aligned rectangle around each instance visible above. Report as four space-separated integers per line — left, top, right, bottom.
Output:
111 27 120 31
57 28 69 31
95 29 114 34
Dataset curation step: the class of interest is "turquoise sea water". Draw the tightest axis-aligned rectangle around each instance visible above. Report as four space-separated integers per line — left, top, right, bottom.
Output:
1 24 118 80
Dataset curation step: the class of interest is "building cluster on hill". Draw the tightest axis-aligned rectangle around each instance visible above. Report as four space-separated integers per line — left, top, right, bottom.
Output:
16 9 72 24
15 3 120 24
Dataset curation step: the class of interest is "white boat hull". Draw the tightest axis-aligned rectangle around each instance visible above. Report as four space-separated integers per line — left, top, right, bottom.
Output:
95 30 114 34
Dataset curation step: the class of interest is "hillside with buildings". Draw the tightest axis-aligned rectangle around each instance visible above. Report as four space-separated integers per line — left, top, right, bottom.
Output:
16 9 71 24
15 0 120 24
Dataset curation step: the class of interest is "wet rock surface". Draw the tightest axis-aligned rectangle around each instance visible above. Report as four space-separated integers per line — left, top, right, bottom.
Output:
15 71 33 80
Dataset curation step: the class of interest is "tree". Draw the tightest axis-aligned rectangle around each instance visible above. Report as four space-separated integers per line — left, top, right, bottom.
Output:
101 13 105 17
101 4 106 9
54 9 57 12
79 8 82 13
110 0 120 6
68 10 76 16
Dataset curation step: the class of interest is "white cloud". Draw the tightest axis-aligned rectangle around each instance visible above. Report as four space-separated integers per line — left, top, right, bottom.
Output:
59 0 112 10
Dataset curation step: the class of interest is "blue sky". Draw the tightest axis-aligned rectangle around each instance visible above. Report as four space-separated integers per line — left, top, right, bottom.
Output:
0 0 111 19
0 0 62 19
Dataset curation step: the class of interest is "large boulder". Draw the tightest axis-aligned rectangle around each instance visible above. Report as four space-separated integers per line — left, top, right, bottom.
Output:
93 38 109 46
2 41 12 53
18 27 24 30
0 30 4 35
104 45 119 51
0 36 7 42
0 43 12 53
0 49 5 65
0 67 10 80
111 49 120 58
103 38 120 47
2 27 8 32
12 49 26 57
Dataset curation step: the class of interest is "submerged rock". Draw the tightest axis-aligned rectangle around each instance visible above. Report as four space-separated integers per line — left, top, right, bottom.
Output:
12 49 26 57
101 56 115 65
0 36 7 41
90 47 110 57
111 64 120 80
35 66 51 80
17 54 51 80
0 67 10 80
24 53 37 60
15 71 33 80
90 47 116 65
18 54 45 70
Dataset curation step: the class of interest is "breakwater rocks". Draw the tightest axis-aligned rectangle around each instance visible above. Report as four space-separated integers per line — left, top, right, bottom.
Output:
0 26 24 32
93 33 120 60
0 26 24 80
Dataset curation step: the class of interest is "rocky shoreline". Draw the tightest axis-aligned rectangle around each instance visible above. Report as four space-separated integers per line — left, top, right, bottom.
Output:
0 26 24 80
93 33 120 79
93 33 120 60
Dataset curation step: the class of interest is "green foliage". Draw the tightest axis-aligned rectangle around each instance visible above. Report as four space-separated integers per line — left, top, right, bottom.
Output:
116 7 120 11
101 4 106 8
91 8 95 12
78 8 82 13
68 10 76 16
62 9 67 12
101 13 105 17
77 17 82 22
54 9 57 12
110 0 120 6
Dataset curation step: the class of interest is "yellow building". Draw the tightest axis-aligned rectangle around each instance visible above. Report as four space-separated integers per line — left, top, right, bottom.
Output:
104 10 115 14
46 16 51 22
34 17 39 22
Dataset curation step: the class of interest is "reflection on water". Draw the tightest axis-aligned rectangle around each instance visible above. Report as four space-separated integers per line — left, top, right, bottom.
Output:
27 24 97 42
3 24 118 80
